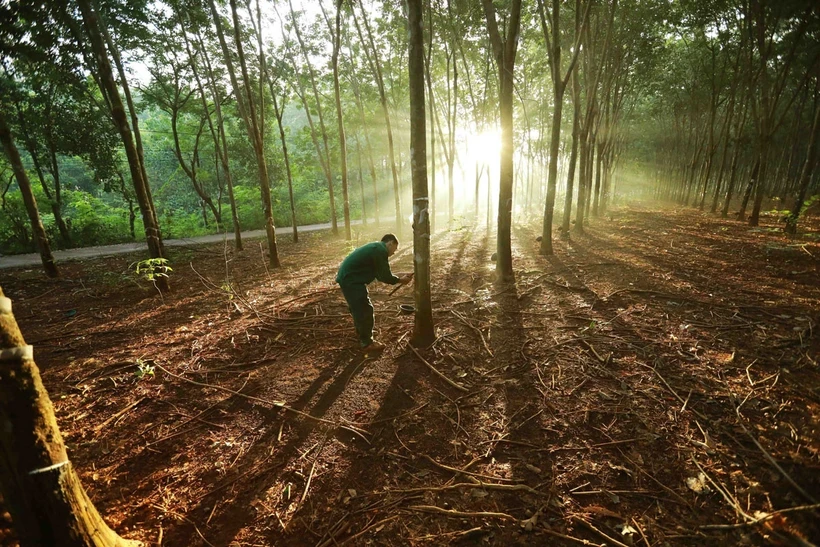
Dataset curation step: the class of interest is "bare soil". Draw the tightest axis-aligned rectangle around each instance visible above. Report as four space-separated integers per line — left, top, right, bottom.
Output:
1 205 819 546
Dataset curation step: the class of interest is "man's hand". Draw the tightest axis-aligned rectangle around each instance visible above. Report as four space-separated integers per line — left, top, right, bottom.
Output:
399 273 414 285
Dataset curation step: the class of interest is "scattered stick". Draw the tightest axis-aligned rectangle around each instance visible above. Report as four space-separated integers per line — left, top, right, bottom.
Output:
407 344 468 392
692 458 754 522
698 503 820 530
619 451 690 506
335 514 398 545
385 481 542 496
542 528 599 545
639 362 708 421
295 433 329 516
423 454 518 483
451 310 493 356
573 517 631 547
722 377 818 505
631 517 652 547
150 504 215 547
93 396 146 433
406 505 517 522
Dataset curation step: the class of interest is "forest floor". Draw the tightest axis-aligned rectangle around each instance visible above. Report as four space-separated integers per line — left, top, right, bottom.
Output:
1 204 819 547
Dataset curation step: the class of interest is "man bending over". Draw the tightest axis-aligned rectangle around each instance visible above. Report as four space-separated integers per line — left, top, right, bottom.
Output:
336 234 412 351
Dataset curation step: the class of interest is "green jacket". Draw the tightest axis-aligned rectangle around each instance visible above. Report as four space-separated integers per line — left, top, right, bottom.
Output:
336 241 400 286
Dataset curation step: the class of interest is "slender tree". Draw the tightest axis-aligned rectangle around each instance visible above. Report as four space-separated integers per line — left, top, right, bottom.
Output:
537 0 588 254
0 111 58 278
354 0 403 235
785 98 820 234
481 0 522 283
288 0 339 235
407 0 434 346
330 0 352 239
77 0 168 291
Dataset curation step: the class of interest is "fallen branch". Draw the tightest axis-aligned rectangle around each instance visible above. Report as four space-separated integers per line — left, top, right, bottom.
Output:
698 503 820 530
294 433 329 516
94 396 146 433
406 505 517 522
573 517 631 547
451 310 493 356
423 454 519 483
408 344 468 392
385 481 542 496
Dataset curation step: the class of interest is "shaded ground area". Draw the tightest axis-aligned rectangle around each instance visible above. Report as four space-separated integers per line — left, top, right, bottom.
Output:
1 205 819 546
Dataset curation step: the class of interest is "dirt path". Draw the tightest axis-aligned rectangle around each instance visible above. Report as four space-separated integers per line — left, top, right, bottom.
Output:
1 206 819 546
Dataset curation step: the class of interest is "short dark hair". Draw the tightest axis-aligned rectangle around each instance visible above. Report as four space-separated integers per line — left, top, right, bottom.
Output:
381 233 398 245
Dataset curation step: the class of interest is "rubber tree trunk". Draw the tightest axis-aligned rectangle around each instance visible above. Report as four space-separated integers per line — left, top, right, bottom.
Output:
0 112 58 278
785 103 820 234
354 1 402 235
408 0 434 346
271 91 299 243
561 73 580 237
482 0 522 283
0 289 138 546
99 17 163 256
188 26 242 250
331 0 352 240
289 0 338 235
78 0 168 291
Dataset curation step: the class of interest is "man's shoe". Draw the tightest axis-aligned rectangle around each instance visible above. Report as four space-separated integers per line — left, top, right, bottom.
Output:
364 340 385 352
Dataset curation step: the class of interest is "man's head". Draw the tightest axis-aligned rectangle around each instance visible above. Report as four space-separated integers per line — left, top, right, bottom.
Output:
381 233 399 256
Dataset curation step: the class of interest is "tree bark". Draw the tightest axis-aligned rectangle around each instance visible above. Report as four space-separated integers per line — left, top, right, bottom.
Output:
407 0 434 346
785 102 820 234
289 0 338 235
98 14 163 255
354 1 403 235
0 289 139 546
331 0 352 239
77 0 168 290
227 0 279 265
482 0 522 283
188 25 242 250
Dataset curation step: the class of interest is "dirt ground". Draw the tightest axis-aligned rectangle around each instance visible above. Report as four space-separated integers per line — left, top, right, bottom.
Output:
1 204 819 546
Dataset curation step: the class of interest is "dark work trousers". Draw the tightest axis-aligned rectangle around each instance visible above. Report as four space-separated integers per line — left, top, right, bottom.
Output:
340 283 374 347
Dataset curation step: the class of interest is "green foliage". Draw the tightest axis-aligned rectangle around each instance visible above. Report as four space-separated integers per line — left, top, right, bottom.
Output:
134 358 155 380
63 189 133 245
133 257 172 282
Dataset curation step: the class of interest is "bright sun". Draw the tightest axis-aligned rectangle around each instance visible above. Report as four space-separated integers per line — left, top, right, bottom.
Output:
466 130 502 164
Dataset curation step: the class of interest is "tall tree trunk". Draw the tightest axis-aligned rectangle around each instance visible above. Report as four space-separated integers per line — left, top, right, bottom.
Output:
785 103 820 234
0 289 139 546
561 70 581 236
424 0 436 232
331 0 351 239
0 111 58 278
78 0 167 290
226 0 279 265
355 135 367 225
288 0 338 235
737 159 760 221
447 0 457 225
271 91 299 243
354 1 403 235
183 18 243 249
482 0 522 283
41 105 72 247
538 0 588 252
408 0 434 346
98 15 163 254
